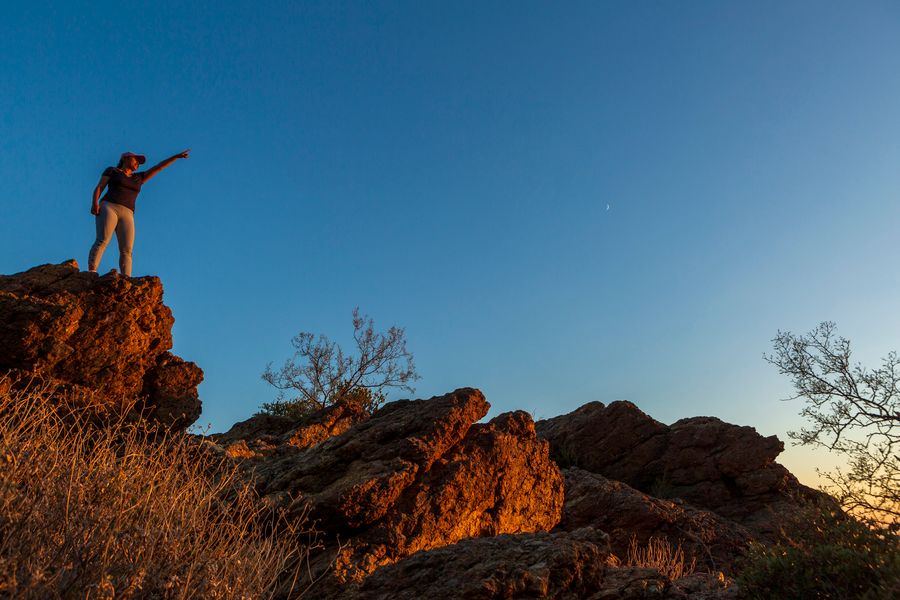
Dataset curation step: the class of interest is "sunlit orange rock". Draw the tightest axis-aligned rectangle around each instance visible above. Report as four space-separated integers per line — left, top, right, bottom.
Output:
221 388 565 584
0 261 202 428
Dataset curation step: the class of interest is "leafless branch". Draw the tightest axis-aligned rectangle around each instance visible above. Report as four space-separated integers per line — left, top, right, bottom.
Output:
261 309 419 418
766 322 900 529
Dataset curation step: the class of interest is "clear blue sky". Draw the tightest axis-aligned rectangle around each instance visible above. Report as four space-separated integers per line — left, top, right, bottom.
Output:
3 1 899 484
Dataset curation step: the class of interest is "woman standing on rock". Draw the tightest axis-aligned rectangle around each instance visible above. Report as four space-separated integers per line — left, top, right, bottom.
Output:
87 149 190 277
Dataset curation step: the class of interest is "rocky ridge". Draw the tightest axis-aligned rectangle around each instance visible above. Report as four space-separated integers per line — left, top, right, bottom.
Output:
535 400 823 537
1 261 826 598
0 261 202 429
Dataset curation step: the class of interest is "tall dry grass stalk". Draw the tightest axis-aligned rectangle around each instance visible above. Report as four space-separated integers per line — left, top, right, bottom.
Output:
626 536 697 580
0 379 319 599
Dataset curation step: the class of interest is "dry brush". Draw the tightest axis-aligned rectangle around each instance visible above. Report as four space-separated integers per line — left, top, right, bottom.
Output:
0 379 318 599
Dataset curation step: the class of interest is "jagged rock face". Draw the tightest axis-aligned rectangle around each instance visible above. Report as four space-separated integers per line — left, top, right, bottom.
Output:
141 352 203 429
223 389 565 584
536 400 808 527
559 467 753 572
333 409 565 581
254 389 494 530
0 261 202 429
343 528 734 600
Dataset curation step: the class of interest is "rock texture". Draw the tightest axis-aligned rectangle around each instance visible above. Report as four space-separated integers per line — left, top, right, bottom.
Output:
0 261 202 428
345 528 734 600
222 389 565 584
536 400 817 531
348 528 613 600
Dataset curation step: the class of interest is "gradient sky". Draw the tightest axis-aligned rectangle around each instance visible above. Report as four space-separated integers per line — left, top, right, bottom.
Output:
3 1 900 485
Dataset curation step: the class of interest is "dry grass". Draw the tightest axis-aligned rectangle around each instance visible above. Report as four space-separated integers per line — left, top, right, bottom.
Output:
625 536 697 580
0 379 319 599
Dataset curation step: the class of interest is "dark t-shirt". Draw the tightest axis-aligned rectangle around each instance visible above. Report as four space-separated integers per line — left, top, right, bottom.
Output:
100 166 146 212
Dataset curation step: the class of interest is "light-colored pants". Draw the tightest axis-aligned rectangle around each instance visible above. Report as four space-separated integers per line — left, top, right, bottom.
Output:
88 201 135 276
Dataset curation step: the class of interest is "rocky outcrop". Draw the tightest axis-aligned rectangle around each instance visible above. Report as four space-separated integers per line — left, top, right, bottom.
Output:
253 389 495 529
0 261 202 429
347 528 613 600
2 262 825 598
221 389 565 584
345 528 734 600
330 409 565 582
141 352 203 428
213 391 816 593
559 467 752 572
536 401 817 531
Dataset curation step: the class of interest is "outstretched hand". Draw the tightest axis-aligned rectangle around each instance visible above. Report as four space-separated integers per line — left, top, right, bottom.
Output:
177 148 191 159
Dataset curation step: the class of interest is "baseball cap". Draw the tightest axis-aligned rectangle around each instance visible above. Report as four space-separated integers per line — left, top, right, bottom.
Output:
120 151 146 165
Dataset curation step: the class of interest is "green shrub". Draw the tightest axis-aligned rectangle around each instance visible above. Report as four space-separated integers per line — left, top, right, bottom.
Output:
738 503 900 600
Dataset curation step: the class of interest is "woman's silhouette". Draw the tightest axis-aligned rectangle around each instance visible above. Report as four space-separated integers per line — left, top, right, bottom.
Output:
88 149 190 276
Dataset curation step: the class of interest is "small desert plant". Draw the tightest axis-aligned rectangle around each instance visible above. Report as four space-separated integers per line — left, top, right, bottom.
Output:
625 536 697 580
262 308 419 418
738 502 900 600
0 379 319 599
261 384 379 421
550 440 582 469
648 471 676 500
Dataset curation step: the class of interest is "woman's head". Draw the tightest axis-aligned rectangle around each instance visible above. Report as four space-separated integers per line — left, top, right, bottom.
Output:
117 151 146 171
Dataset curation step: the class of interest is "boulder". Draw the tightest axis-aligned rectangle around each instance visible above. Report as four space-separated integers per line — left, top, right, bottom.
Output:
536 401 819 531
222 389 564 584
141 352 204 430
216 412 295 448
332 409 565 581
0 261 202 429
253 388 493 530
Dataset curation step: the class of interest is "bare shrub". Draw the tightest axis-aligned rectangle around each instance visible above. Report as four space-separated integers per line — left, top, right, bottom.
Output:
0 379 319 599
261 308 419 418
767 322 900 528
625 536 697 580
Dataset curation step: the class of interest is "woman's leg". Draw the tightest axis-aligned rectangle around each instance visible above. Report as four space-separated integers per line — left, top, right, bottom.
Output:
112 204 135 277
87 202 119 273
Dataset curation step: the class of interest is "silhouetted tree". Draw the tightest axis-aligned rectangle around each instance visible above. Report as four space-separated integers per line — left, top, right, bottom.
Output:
261 308 419 418
767 321 900 528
